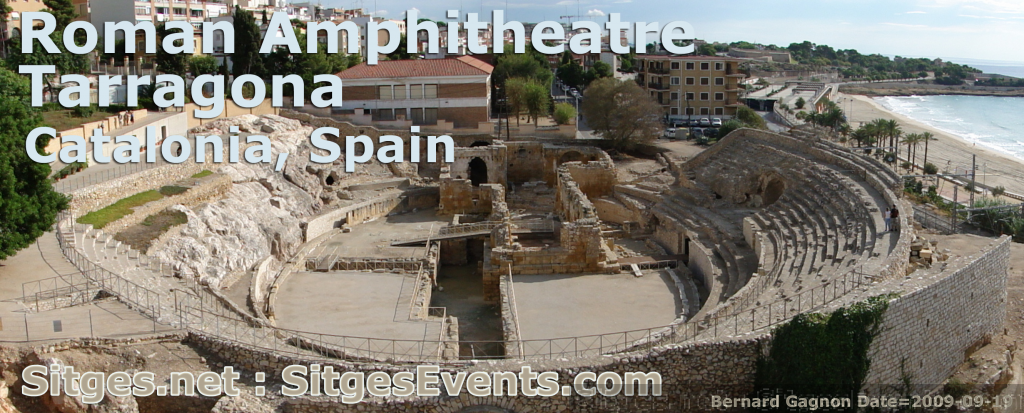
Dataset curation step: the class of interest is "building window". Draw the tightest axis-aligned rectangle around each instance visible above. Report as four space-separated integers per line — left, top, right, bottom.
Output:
670 77 679 85
686 62 694 70
424 84 438 99
410 108 438 125
372 109 396 121
135 6 150 15
714 107 725 115
700 77 709 86
715 62 724 71
670 92 679 101
685 107 695 115
670 107 679 115
700 62 709 70
173 8 185 16
671 62 680 70
410 85 422 99
378 85 393 100
714 92 724 101
685 92 695 100
715 77 724 86
685 77 694 85
700 92 709 101
700 107 710 115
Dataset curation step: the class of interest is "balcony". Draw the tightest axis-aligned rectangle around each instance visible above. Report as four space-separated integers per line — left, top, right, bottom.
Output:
648 66 669 75
647 82 669 90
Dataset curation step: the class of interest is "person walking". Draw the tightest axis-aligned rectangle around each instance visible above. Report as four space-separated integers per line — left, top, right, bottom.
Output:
890 205 900 232
883 207 891 232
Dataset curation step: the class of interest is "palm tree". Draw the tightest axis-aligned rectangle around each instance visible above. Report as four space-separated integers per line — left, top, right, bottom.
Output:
901 133 924 170
921 132 936 168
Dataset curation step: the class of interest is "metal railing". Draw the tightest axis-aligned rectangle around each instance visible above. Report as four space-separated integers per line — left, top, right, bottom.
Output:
503 269 524 358
53 161 166 194
913 204 958 235
53 213 166 322
21 272 102 313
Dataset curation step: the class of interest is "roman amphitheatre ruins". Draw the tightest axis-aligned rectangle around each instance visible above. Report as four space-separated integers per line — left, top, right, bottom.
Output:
0 110 1014 412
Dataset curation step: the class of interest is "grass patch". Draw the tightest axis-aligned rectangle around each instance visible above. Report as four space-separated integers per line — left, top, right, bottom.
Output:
77 190 164 229
114 210 188 252
191 170 214 179
40 109 116 132
159 185 189 197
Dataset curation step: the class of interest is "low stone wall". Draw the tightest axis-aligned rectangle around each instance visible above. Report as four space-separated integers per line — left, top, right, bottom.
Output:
185 331 763 412
248 256 276 320
593 197 635 224
67 160 205 216
102 174 233 234
438 178 502 216
303 187 439 242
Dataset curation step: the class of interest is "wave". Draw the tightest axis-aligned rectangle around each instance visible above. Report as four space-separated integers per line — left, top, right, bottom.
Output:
871 95 1024 161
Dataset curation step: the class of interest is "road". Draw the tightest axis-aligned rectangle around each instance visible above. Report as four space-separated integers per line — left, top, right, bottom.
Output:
550 76 597 139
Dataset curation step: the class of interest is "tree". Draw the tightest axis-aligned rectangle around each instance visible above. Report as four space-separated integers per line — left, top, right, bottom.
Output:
232 6 265 77
557 59 585 89
717 119 743 138
504 77 549 125
553 102 576 125
795 97 806 109
583 60 613 86
697 43 717 56
43 0 76 28
0 67 68 260
5 31 88 77
386 33 416 60
494 47 551 86
155 23 188 76
735 106 767 129
188 55 219 76
921 132 936 168
581 77 662 149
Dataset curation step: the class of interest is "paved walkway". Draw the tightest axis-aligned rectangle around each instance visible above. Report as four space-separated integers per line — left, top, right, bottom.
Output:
50 110 184 193
0 232 177 343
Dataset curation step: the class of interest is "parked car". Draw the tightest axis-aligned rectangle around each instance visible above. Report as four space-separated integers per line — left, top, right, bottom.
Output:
664 128 676 139
689 119 701 127
690 128 704 140
561 85 569 92
711 118 723 127
706 128 720 139
699 118 712 127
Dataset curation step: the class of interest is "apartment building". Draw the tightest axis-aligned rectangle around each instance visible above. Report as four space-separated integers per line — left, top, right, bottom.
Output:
1 0 48 41
334 56 493 128
636 56 745 121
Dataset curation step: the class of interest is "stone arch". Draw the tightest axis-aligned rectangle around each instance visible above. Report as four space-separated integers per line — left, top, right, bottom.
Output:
469 157 488 186
470 140 491 147
558 150 586 164
760 174 786 206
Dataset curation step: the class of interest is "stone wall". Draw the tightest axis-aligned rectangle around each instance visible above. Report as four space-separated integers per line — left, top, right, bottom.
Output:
555 165 598 222
593 197 635 224
68 159 205 216
303 187 439 242
562 160 616 199
438 178 502 216
186 331 764 412
449 144 508 187
860 236 1010 392
101 174 233 234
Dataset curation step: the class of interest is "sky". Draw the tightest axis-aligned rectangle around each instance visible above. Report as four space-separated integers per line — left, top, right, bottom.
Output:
320 0 1024 65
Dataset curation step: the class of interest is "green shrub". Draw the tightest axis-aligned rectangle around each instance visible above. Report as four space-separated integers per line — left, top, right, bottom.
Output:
552 103 577 125
992 186 1006 197
158 185 189 197
923 162 938 175
72 105 95 118
41 102 62 112
191 170 214 179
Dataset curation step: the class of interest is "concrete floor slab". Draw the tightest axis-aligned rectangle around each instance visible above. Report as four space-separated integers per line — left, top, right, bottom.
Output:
312 209 449 259
274 271 440 341
511 271 681 340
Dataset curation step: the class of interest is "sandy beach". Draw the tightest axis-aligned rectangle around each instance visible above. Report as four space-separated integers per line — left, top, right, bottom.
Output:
839 92 1024 199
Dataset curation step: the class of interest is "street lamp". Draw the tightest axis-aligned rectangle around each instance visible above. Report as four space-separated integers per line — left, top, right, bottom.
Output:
574 94 580 138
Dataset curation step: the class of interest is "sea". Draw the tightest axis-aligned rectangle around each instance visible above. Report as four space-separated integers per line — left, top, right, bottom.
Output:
873 95 1024 162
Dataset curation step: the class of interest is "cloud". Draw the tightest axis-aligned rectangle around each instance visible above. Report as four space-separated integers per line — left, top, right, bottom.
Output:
585 9 605 17
880 22 931 28
613 0 633 3
402 7 420 18
921 0 1024 14
371 10 389 17
905 10 927 13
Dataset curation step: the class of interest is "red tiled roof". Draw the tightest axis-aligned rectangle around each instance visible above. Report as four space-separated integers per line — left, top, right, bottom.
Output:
336 56 494 79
